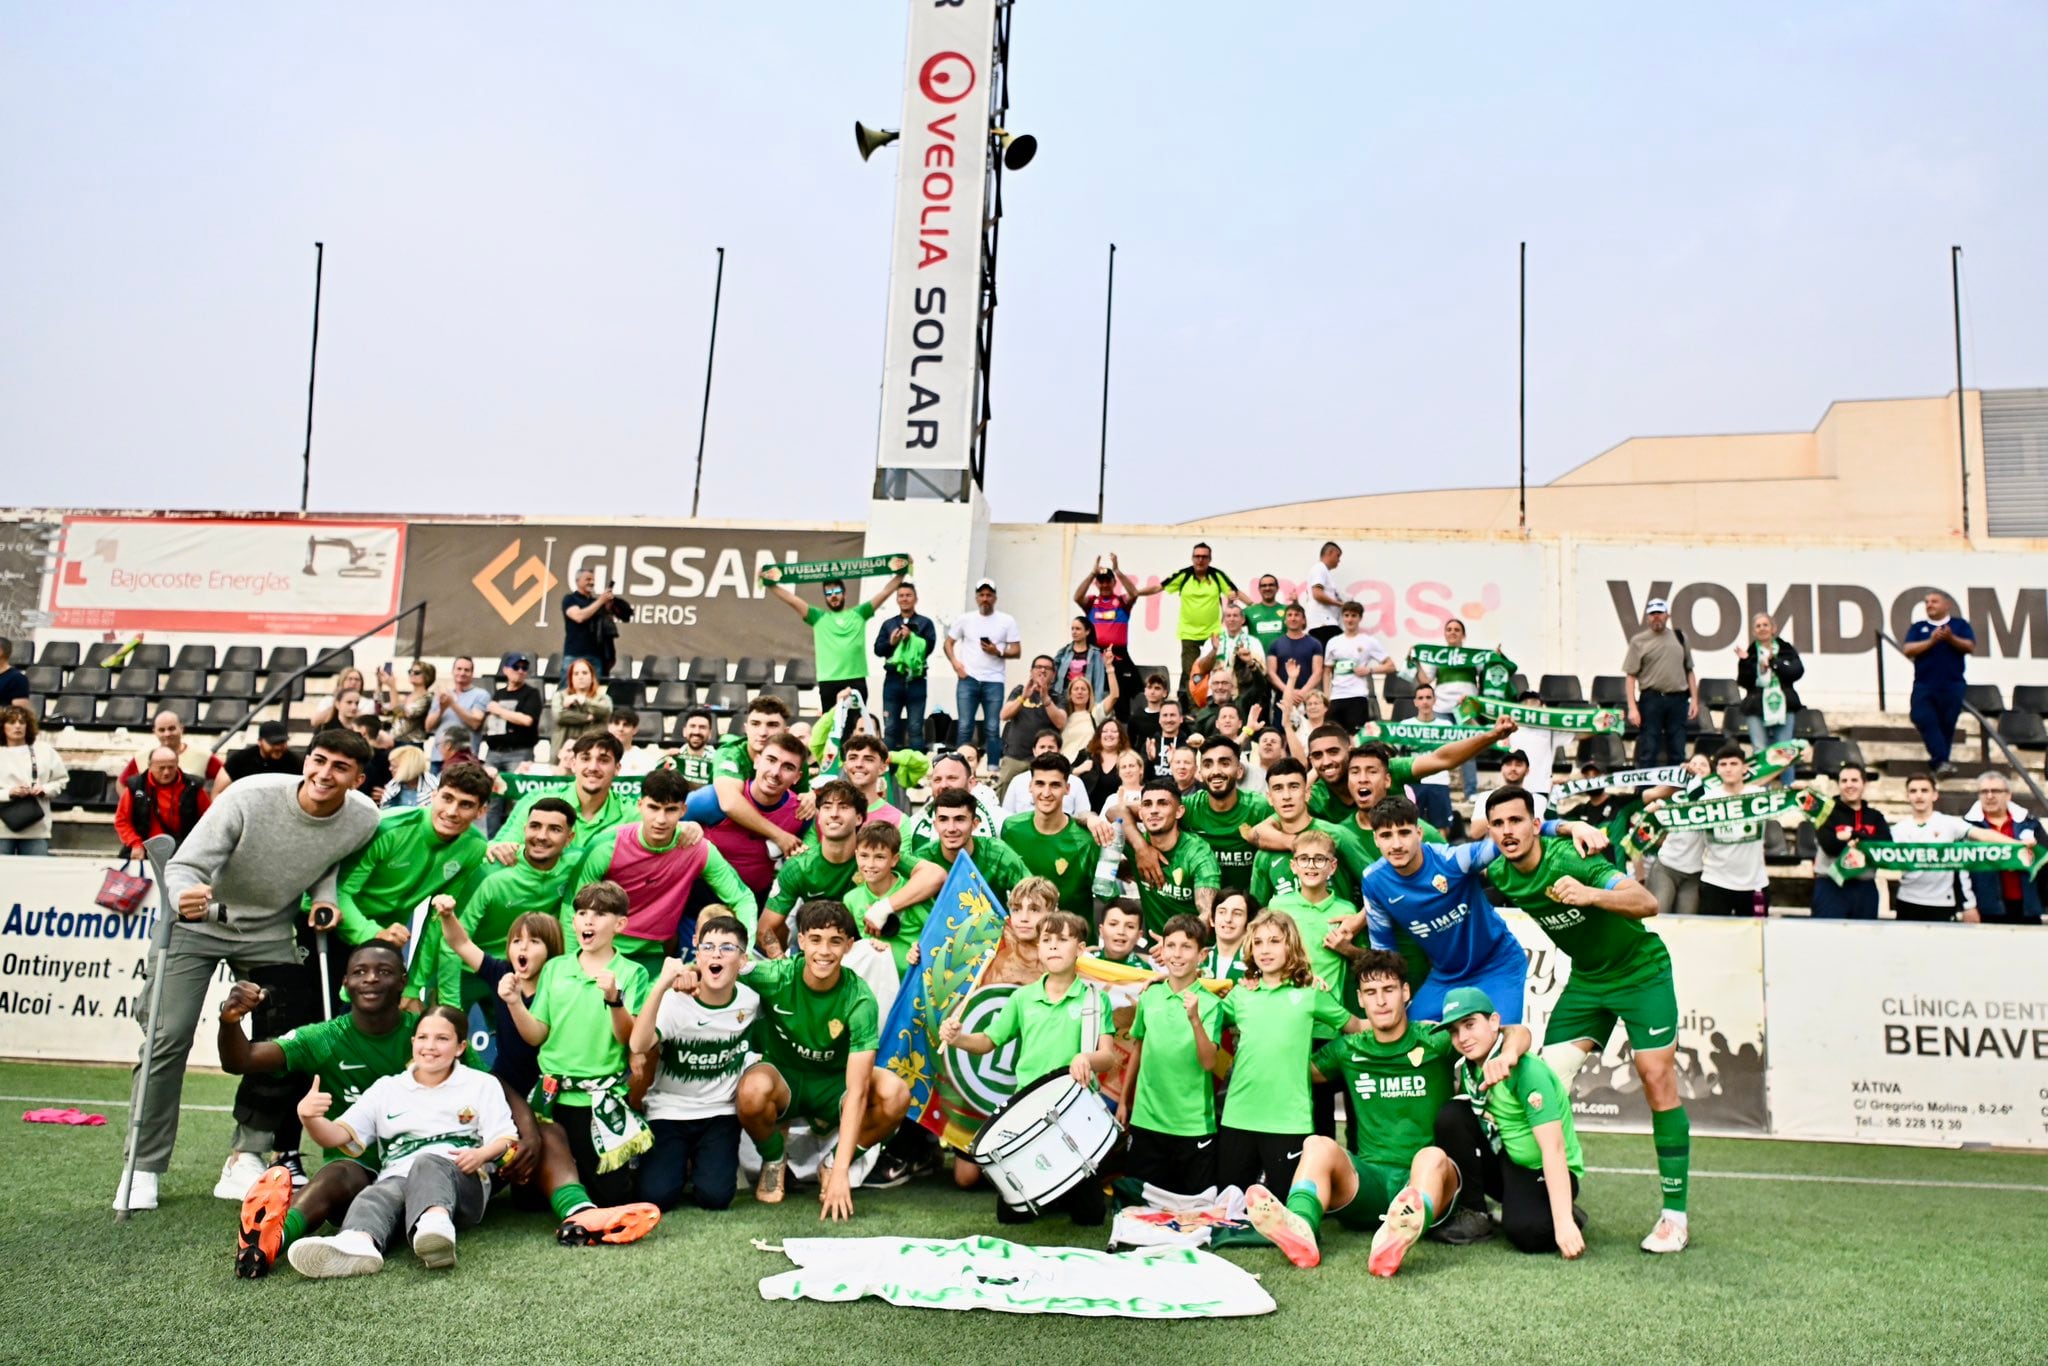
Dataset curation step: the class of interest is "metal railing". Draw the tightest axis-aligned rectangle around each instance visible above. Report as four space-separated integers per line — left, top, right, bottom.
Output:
210 600 428 754
1872 628 2047 811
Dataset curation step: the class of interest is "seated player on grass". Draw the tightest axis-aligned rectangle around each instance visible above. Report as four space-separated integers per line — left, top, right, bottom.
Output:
285 1007 518 1278
1440 987 1588 1259
729 899 910 1220
1246 949 1530 1273
628 916 757 1213
220 942 539 1278
941 909 1119 1225
501 880 665 1247
1484 784 1690 1254
1121 914 1224 1196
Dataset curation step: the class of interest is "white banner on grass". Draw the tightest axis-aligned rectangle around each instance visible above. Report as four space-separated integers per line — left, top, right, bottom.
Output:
873 0 998 472
1764 919 2048 1150
759 1235 1275 1318
1504 911 1769 1135
0 856 232 1065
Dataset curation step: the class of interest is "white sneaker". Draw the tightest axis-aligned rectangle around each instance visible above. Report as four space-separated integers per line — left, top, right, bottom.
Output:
1641 1216 1690 1254
412 1210 458 1269
112 1169 159 1211
213 1151 267 1201
288 1229 385 1278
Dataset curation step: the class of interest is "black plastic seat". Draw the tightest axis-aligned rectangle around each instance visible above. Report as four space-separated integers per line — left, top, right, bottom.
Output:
1697 678 1740 711
23 664 64 694
221 645 264 673
66 666 112 696
100 696 149 729
83 641 127 668
687 656 728 687
161 668 208 698
1794 709 1830 740
2011 685 2048 718
704 681 748 714
39 642 79 670
129 643 171 672
266 646 310 678
309 647 353 677
48 694 95 728
1995 709 2048 750
53 769 108 811
653 681 698 712
733 657 776 688
113 667 157 696
172 644 217 673
1537 674 1584 705
197 698 249 732
156 696 198 728
639 655 681 683
1590 675 1629 706
759 683 800 714
1381 673 1415 703
212 669 258 699
604 678 647 709
1964 684 2005 717
783 658 817 689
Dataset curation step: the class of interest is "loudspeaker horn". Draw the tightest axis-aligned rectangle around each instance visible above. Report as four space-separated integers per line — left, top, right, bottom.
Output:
854 121 900 162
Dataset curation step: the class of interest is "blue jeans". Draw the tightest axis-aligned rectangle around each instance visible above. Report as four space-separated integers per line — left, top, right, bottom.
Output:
1636 691 1690 766
1910 680 1966 768
0 837 49 856
638 1115 741 1211
1810 877 1877 920
882 673 927 750
1745 714 1797 781
955 678 1005 754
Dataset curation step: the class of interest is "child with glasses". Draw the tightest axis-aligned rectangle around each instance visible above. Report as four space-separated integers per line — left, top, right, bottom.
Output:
629 916 758 1212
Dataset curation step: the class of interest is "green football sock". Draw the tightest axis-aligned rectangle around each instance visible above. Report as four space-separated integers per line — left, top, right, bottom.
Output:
551 1183 594 1221
1285 1180 1324 1236
1420 1192 1436 1225
1651 1105 1690 1213
758 1129 786 1162
279 1207 307 1251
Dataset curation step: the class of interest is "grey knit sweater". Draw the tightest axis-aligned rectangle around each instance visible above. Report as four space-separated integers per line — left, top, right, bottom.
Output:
162 774 381 949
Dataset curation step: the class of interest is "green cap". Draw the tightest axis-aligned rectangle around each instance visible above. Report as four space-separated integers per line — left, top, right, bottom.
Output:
1432 986 1496 1033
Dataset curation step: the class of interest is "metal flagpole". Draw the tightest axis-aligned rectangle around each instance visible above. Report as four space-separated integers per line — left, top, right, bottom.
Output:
1518 240 1527 535
300 242 324 513
1096 242 1116 521
690 247 726 518
1951 244 1969 538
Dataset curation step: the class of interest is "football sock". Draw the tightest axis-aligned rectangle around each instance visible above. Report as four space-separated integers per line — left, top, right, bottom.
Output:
1651 1106 1690 1214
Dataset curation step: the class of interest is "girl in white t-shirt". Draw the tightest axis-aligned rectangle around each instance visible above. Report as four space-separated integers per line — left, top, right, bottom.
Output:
288 1007 518 1277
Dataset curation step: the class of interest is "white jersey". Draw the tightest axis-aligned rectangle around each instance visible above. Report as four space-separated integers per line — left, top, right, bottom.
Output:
1511 726 1568 796
1891 813 1975 908
1323 632 1389 700
1304 563 1342 631
1696 779 1769 893
1402 716 1453 788
644 983 761 1121
333 1064 517 1182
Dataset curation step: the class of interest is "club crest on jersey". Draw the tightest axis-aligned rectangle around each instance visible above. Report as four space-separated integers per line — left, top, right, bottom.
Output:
1172 868 1185 886
828 1019 844 1039
736 1011 748 1024
442 860 464 881
1432 875 1448 894
1407 1046 1426 1067
1055 857 1069 875
457 1108 475 1124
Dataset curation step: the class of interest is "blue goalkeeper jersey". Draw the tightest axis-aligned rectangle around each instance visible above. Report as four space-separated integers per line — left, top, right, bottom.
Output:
1361 833 1550 983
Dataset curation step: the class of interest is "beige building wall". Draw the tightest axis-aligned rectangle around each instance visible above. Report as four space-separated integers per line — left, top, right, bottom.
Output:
1194 391 1993 545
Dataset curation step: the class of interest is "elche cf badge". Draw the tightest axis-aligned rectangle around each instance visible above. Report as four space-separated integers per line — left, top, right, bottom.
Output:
1172 867 1185 886
1054 857 1069 875
827 1019 844 1040
1432 874 1448 894
457 1107 475 1124
442 860 464 882
1407 1045 1426 1068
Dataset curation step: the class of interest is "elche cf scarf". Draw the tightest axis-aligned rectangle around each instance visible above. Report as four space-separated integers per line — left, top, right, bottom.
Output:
1554 764 1692 797
1461 694 1625 735
1625 763 1821 856
1828 840 2039 886
761 554 909 584
1356 719 1501 751
1409 644 1518 699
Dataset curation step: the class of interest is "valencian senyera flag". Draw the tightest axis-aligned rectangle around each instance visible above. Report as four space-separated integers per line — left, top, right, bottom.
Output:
877 853 1009 1149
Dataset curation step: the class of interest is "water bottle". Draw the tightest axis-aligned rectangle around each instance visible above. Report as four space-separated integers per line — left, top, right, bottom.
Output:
1092 818 1126 901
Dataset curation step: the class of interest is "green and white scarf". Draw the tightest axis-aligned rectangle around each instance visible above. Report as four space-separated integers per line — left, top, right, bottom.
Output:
1408 644 1517 700
1460 694 1624 735
502 772 646 801
1828 840 2039 886
1676 742 1811 799
762 554 909 585
1625 769 1825 857
1754 640 1787 727
1554 764 1693 797
529 1071 651 1173
1356 719 1502 751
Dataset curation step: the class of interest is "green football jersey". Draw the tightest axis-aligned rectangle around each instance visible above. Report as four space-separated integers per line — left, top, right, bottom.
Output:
1311 1023 1454 1168
1134 830 1221 934
276 1010 422 1162
1268 890 1363 1035
767 843 920 915
1000 812 1101 914
530 950 651 1093
1248 818 1373 904
1486 836 1664 985
1130 981 1224 1137
1179 789 1272 891
910 835 1030 907
845 876 932 976
740 957 881 1078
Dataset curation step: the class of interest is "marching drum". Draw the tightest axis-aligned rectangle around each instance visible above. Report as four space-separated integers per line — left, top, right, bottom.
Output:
967 1071 1120 1212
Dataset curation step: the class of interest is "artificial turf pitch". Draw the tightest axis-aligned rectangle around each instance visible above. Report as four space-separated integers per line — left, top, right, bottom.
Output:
3 1061 2042 1365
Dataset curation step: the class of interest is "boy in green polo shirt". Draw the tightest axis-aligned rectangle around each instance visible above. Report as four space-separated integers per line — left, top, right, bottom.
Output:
1442 987 1586 1260
1123 914 1224 1195
1485 784 1688 1254
1248 950 1528 1273
942 910 1118 1224
503 880 654 1216
1001 752 1103 916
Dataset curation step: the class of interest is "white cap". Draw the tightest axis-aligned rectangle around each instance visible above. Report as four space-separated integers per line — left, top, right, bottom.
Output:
974 577 997 592
1644 597 1671 614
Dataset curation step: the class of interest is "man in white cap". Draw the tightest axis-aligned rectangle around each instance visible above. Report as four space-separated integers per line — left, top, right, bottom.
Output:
944 578 1020 758
1622 598 1697 768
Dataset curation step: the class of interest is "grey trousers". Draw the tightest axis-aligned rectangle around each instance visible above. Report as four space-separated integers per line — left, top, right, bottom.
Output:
128 930 299 1173
1648 860 1701 917
342 1153 488 1251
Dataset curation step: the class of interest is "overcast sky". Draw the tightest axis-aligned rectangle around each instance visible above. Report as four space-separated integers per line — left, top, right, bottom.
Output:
5 2 2045 526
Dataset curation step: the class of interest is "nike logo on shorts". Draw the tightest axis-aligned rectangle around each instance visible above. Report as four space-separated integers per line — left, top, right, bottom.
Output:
1647 1025 1673 1037
1284 1149 1302 1161
1195 1139 1213 1150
